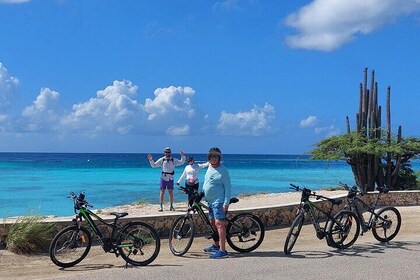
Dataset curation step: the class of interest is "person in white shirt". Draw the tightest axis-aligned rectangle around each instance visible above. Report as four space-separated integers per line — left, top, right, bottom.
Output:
148 147 185 212
176 156 209 206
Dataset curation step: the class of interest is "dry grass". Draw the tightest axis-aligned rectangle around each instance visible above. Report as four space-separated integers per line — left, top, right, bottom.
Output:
6 216 56 255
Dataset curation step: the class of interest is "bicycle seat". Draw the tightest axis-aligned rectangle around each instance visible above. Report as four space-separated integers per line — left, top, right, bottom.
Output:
328 198 342 205
110 212 128 218
230 197 239 204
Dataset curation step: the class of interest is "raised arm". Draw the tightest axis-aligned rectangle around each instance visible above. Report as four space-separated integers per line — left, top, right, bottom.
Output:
148 154 162 168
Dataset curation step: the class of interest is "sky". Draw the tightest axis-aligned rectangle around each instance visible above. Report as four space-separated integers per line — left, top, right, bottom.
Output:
0 0 419 155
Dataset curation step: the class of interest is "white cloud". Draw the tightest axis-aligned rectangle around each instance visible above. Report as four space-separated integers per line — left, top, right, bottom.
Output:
166 125 190 136
300 115 318 128
63 80 143 134
144 86 195 121
217 103 276 136
0 63 19 112
285 0 420 51
314 125 340 136
20 88 61 132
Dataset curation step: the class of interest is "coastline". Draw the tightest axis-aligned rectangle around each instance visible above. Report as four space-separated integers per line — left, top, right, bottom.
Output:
55 190 349 220
2 190 349 222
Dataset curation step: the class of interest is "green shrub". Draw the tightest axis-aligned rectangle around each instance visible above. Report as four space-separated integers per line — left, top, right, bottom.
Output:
6 216 56 255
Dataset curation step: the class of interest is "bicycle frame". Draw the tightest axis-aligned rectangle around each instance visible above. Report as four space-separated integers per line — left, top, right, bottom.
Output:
186 200 222 241
300 199 337 240
74 207 127 253
347 191 382 233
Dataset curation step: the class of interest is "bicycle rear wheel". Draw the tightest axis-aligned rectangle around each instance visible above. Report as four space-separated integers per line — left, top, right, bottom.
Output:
284 214 304 255
49 225 92 268
226 213 265 253
169 215 195 256
372 206 401 242
327 210 360 249
118 221 160 266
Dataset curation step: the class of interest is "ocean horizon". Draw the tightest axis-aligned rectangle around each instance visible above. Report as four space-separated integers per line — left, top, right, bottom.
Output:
1 152 418 218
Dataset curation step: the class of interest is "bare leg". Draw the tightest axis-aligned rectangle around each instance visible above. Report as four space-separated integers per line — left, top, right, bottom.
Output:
159 189 164 205
215 219 226 251
168 189 174 205
210 219 220 246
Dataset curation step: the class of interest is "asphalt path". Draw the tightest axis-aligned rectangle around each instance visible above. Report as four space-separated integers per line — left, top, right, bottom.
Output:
41 206 420 280
0 206 420 280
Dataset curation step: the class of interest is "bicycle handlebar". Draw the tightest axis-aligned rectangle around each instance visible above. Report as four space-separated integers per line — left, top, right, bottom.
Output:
339 182 363 196
289 183 332 201
179 186 205 203
68 191 93 212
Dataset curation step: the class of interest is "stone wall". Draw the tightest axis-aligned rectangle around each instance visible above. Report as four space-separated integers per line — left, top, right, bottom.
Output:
1 191 420 243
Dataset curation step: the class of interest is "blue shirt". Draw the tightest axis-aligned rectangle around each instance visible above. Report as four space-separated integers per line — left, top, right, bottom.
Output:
202 165 232 206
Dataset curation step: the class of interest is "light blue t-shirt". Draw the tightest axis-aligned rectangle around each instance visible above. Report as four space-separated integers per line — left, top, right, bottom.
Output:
202 165 232 206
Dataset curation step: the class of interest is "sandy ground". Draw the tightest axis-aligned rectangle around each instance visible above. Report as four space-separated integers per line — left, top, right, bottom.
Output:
1 190 416 280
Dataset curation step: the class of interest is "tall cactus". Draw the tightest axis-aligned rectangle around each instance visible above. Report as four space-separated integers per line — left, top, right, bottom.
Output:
346 68 403 191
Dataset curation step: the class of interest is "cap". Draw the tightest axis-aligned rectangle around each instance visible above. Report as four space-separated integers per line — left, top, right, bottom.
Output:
164 147 171 153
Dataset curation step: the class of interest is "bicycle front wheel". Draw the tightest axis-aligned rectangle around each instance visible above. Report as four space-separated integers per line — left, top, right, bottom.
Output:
284 214 304 255
169 215 195 256
372 206 401 242
226 213 265 253
118 221 160 266
327 210 360 249
49 225 92 268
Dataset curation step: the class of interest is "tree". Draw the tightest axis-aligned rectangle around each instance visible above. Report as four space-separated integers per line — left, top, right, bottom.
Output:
310 68 420 192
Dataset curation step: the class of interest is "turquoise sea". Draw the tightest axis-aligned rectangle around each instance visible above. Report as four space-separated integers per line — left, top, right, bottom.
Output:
1 153 418 218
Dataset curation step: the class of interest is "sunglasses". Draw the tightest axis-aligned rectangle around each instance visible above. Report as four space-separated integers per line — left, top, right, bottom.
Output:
208 154 220 159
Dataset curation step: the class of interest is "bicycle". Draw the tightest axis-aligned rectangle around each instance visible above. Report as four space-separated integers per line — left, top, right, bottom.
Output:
284 183 360 255
49 192 160 268
339 182 402 242
169 186 265 256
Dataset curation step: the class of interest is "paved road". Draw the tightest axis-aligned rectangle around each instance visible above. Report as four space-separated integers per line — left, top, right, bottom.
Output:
2 206 419 280
47 210 420 280
54 238 420 280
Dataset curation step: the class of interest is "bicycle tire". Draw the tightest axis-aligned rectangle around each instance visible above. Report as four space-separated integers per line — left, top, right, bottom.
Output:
226 213 265 253
327 210 360 249
372 206 401 242
118 221 160 266
49 225 92 268
169 215 195 256
284 214 304 255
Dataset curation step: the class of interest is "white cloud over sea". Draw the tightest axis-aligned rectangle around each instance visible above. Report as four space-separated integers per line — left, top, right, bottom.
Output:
0 62 277 138
285 0 420 51
217 103 276 136
0 63 19 112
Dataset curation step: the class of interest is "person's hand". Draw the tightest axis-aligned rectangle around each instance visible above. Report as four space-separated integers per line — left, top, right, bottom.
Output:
147 154 153 161
223 205 229 213
180 150 185 156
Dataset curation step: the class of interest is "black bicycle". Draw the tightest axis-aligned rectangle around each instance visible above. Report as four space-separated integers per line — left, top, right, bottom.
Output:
284 184 360 255
340 182 402 242
169 186 265 256
49 192 160 268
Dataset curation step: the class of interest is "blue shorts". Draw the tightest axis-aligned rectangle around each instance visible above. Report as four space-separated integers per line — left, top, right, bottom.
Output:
160 179 174 190
208 202 226 220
